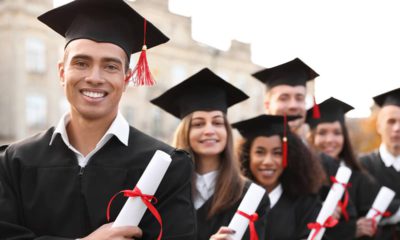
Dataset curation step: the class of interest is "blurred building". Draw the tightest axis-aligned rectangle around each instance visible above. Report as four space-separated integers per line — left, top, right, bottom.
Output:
1 0 322 145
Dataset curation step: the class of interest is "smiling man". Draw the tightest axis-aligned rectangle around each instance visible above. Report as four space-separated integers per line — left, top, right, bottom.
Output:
0 0 196 239
252 58 318 140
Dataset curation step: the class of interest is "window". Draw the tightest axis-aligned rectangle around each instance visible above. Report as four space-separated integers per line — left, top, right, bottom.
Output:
25 38 46 73
26 95 47 129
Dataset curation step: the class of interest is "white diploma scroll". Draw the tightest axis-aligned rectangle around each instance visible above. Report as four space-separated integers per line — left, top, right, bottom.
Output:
366 186 395 223
112 150 172 227
227 183 266 240
307 166 352 240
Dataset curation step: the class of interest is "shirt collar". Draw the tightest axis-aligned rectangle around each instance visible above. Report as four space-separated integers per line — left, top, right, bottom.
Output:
49 112 129 146
269 184 283 208
380 144 400 171
195 170 219 191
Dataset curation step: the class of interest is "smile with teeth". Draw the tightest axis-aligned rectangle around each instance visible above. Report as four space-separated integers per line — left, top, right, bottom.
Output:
259 169 276 177
200 139 218 143
81 90 106 98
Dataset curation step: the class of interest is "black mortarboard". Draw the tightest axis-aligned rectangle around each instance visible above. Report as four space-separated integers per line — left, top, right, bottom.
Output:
306 97 354 129
150 68 249 119
232 115 299 139
232 114 300 168
37 0 169 58
251 58 319 89
373 87 400 108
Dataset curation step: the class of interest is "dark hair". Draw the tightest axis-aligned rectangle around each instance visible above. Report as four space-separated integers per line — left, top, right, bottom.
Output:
308 121 363 171
238 132 326 197
173 113 245 218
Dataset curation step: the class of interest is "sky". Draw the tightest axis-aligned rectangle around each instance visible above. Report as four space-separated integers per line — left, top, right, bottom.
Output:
54 0 400 118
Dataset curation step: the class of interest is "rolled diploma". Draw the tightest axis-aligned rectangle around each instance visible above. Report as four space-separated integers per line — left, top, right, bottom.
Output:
112 150 172 227
366 186 395 223
227 183 266 240
307 166 352 240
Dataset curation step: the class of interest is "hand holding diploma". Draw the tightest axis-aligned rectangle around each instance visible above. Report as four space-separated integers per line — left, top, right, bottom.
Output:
307 166 352 240
366 186 395 232
106 150 172 240
227 183 266 240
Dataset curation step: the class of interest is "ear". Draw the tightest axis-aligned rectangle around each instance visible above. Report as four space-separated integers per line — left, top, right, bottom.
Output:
264 97 270 113
58 61 65 86
123 69 133 91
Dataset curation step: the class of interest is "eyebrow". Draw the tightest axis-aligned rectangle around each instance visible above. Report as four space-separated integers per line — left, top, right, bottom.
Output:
70 54 123 66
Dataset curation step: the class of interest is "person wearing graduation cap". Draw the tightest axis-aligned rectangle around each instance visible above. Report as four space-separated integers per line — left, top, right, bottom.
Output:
251 58 319 140
151 68 269 240
306 97 380 239
0 0 197 239
233 114 326 240
359 88 400 239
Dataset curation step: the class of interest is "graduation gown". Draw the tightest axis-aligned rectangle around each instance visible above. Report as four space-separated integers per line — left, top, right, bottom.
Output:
196 180 269 240
360 151 400 240
319 153 357 240
265 192 321 240
0 127 196 239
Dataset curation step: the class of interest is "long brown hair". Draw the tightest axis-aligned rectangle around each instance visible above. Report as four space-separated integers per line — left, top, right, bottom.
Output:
238 132 325 197
173 112 245 218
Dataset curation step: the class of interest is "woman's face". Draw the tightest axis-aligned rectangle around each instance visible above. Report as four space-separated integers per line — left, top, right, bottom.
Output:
249 135 284 192
313 121 344 159
189 111 227 159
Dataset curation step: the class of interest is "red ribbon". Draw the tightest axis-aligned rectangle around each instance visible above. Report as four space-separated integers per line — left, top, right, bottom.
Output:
330 176 352 221
106 186 163 240
282 113 288 169
307 216 339 240
371 208 392 234
237 210 259 240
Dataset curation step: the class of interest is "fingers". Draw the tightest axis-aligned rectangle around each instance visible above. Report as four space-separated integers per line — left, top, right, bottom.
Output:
210 227 235 240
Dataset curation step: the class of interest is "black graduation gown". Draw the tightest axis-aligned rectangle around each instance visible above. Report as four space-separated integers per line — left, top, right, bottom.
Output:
265 192 321 240
196 180 269 240
0 127 196 240
360 151 400 240
319 153 357 240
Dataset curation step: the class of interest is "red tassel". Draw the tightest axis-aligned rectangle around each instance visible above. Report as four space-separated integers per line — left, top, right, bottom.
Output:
312 96 320 119
282 114 288 168
131 20 156 86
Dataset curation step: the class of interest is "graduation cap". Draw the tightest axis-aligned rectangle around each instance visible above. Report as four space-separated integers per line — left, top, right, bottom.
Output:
306 97 354 129
252 58 321 118
232 114 300 168
252 58 319 89
38 0 169 86
373 87 400 107
150 68 249 119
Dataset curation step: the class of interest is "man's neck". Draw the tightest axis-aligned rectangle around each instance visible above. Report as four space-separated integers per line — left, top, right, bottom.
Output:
66 113 116 156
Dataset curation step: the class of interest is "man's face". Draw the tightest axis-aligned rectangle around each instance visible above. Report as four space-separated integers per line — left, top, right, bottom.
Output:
264 85 307 131
377 105 400 156
58 39 130 122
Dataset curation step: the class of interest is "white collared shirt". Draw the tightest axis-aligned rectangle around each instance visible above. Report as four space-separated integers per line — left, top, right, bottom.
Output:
49 112 129 168
269 184 283 209
193 170 219 210
379 144 400 172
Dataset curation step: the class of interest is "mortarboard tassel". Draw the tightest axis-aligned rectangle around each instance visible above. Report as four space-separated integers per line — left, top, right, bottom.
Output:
282 113 288 168
131 20 156 86
312 96 321 119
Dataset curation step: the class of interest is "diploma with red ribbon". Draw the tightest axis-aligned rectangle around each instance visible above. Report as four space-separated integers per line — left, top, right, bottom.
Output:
227 183 266 240
107 150 172 239
307 166 352 240
330 175 352 221
366 186 395 231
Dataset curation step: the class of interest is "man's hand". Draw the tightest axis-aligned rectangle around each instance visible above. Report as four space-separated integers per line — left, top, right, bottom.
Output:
81 222 143 240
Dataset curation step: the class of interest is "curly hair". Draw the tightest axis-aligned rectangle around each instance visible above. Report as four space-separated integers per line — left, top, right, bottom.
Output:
238 132 326 197
173 113 245 218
